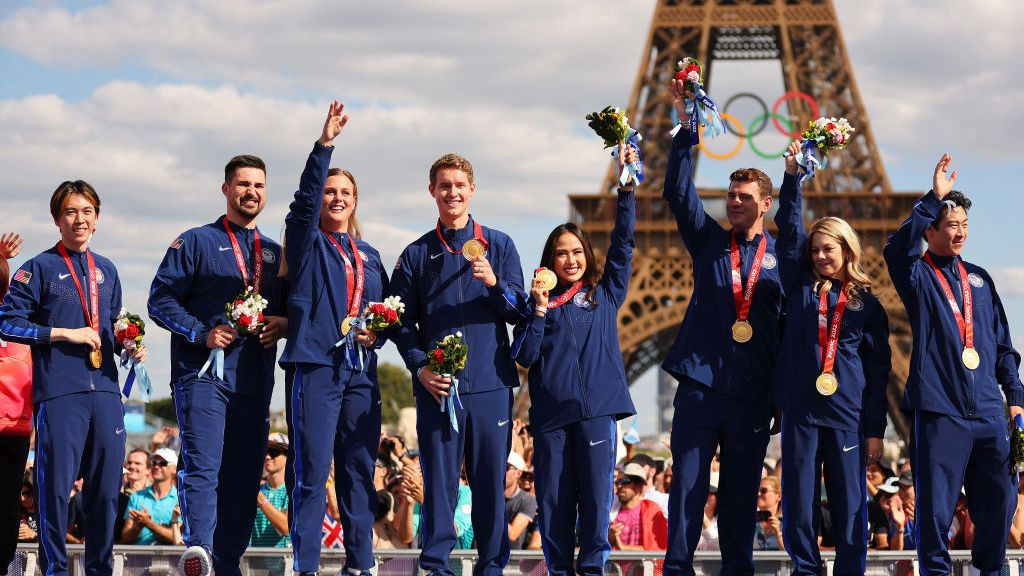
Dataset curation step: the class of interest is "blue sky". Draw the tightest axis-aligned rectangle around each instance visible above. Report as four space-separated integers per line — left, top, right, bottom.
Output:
2 0 1022 438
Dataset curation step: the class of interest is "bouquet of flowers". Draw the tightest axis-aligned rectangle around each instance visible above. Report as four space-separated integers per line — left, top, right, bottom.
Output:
585 106 644 186
114 308 152 401
671 57 725 141
790 116 856 181
1012 414 1024 473
362 295 404 332
429 332 468 433
226 286 267 336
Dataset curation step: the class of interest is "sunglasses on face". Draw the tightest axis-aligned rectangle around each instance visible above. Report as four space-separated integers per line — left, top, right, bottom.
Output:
520 474 534 482
759 487 775 495
150 459 170 467
616 478 638 487
267 449 286 459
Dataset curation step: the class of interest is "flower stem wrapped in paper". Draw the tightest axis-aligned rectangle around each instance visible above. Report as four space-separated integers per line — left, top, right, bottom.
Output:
428 332 468 433
362 296 404 332
585 106 644 187
672 57 726 142
1012 414 1024 473
114 308 153 401
788 116 856 182
200 286 268 380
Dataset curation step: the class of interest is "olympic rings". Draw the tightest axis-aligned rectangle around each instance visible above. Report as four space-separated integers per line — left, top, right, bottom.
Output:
688 90 820 160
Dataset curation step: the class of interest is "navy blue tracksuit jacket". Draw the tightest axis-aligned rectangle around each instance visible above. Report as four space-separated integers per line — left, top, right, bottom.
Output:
884 190 1023 576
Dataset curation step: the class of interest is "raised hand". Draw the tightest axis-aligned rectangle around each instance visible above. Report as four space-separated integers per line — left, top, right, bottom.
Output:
669 79 694 126
318 100 350 147
932 153 957 199
0 232 23 259
470 255 497 287
530 277 549 309
785 141 801 175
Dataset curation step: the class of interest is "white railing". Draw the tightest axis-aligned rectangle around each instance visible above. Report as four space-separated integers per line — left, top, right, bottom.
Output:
9 545 1024 576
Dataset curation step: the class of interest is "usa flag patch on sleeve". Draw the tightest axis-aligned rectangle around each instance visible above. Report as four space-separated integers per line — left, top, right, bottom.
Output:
170 238 184 250
12 269 32 284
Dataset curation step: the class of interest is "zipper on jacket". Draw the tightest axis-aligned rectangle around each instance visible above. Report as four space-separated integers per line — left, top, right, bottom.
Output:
456 255 468 394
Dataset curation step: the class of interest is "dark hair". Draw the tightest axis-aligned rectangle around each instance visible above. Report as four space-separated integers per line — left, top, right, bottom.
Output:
539 223 599 308
930 190 972 229
728 168 773 199
0 258 8 303
224 155 266 183
375 490 394 521
326 168 362 239
127 448 150 460
629 453 656 469
429 153 474 185
49 180 100 220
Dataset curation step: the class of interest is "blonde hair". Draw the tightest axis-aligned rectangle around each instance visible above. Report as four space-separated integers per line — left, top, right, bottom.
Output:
807 217 871 299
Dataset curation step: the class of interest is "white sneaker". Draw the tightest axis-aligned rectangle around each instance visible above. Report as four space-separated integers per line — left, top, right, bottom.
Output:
178 546 211 576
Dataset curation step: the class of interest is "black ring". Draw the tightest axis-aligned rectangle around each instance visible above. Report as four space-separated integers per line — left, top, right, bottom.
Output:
722 92 769 138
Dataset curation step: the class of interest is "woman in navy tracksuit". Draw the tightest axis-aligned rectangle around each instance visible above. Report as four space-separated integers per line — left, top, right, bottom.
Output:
773 143 891 576
279 102 389 576
512 146 637 576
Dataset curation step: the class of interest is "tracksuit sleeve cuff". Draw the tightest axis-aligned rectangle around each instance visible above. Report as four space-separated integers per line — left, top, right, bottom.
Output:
38 326 52 344
1006 389 1024 409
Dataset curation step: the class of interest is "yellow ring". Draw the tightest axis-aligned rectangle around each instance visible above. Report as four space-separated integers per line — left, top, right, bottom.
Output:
697 112 744 160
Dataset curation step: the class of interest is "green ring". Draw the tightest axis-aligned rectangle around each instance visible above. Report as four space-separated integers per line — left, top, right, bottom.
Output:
747 113 794 159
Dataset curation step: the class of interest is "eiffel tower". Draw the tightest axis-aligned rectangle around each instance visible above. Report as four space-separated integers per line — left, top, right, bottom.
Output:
571 0 919 439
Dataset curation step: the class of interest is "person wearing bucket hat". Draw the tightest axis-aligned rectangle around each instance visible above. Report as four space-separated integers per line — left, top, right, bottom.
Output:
884 154 1023 575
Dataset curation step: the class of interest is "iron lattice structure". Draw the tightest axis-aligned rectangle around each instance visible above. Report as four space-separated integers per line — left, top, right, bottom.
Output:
570 0 919 439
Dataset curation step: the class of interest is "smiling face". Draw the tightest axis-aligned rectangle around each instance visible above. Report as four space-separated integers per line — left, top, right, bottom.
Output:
222 166 266 222
809 231 847 281
429 168 475 228
925 205 968 257
54 194 98 251
321 172 357 232
552 232 587 284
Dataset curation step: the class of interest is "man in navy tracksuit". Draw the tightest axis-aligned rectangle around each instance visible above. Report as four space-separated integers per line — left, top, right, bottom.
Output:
884 153 1023 576
0 181 144 576
661 80 784 576
148 155 286 576
389 152 529 576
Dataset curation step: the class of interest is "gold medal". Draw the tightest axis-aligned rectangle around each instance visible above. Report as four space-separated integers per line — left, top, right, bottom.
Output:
962 347 980 370
461 239 486 261
340 316 354 336
535 268 557 291
815 372 838 396
731 320 753 343
89 349 102 370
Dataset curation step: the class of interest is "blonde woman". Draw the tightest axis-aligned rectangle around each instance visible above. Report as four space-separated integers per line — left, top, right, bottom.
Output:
773 141 892 576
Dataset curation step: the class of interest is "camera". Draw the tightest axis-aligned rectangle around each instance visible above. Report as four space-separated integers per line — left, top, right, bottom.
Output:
756 510 773 522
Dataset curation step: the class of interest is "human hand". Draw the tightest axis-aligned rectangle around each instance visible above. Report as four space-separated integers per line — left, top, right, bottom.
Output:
417 366 450 405
258 315 288 348
18 522 36 541
531 278 550 309
318 100 350 147
617 143 638 191
355 329 378 348
470 255 497 287
932 153 957 199
205 324 237 349
1011 405 1024 421
54 327 101 350
669 79 694 125
889 494 906 525
130 507 154 527
130 344 147 363
0 232 23 259
785 141 801 175
865 437 883 464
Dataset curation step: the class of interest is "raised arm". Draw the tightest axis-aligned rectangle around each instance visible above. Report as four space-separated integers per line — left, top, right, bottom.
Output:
773 141 806 291
663 78 720 254
883 154 954 299
859 301 892 439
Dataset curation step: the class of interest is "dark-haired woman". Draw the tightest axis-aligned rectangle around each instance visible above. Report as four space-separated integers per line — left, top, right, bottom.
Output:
512 145 638 576
280 101 389 576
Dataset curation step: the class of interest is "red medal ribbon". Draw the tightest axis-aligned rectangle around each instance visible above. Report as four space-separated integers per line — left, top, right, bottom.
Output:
322 229 364 317
221 216 262 293
547 281 584 309
435 221 489 254
730 232 768 323
57 243 99 335
923 253 974 350
817 282 848 375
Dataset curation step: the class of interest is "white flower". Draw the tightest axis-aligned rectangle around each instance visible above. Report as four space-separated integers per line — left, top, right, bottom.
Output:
455 331 463 338
383 295 405 314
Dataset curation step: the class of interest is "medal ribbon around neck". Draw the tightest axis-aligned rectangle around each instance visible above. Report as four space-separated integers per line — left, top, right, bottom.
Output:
730 232 767 324
923 252 975 360
818 282 848 376
546 281 584 310
57 242 100 342
322 228 364 318
221 216 262 293
435 220 488 254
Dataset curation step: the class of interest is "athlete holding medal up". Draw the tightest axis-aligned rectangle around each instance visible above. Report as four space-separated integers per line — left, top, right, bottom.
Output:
773 141 891 576
884 154 1024 576
660 76 785 576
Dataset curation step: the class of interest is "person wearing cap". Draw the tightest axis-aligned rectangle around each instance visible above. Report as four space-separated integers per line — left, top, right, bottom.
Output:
873 477 917 551
511 145 638 575
250 433 289 548
279 103 390 576
121 448 179 545
773 141 891 576
609 463 668 551
660 76 785 576
884 154 1023 575
504 452 537 550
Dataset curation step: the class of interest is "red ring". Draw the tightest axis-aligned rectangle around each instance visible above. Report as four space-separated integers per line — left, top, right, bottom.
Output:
771 91 820 138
